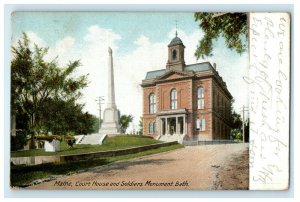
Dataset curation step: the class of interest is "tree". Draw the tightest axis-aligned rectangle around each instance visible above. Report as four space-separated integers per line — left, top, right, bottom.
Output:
76 112 99 135
37 98 99 135
11 32 88 148
230 111 243 141
138 117 143 135
244 118 250 143
120 114 133 134
194 12 248 59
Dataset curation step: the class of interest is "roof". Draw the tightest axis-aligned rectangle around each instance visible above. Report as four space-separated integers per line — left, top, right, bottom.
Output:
145 69 166 80
168 36 184 47
144 62 213 80
185 62 213 72
142 62 232 98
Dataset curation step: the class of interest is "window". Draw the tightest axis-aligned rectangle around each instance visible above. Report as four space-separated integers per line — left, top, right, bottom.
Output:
196 118 206 131
170 89 177 110
172 49 177 60
148 122 156 134
149 93 156 114
197 87 204 109
148 123 152 134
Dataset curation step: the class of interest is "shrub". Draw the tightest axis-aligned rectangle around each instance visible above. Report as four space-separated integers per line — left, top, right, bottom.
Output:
11 130 28 151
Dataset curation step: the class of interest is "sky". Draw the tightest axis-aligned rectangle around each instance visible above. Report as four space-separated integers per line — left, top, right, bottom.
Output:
11 12 249 133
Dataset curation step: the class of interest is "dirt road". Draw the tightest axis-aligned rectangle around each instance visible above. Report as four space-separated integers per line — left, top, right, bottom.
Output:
28 143 249 190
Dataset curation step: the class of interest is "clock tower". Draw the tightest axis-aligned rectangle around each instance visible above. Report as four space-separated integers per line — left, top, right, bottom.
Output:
166 32 185 71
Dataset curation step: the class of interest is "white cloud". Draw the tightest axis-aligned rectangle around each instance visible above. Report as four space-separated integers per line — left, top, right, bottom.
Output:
26 31 47 48
55 36 75 54
134 35 150 46
45 36 77 66
84 25 121 51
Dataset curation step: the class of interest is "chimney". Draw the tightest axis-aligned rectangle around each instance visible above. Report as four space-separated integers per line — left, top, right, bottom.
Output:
213 63 217 70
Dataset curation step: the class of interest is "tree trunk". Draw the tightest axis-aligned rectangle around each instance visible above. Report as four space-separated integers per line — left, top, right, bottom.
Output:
29 113 36 149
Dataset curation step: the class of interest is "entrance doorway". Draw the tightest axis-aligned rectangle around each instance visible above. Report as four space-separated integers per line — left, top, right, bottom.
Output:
170 118 176 135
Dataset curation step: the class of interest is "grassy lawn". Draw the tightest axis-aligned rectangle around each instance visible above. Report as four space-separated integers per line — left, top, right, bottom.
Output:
11 135 161 157
11 144 184 187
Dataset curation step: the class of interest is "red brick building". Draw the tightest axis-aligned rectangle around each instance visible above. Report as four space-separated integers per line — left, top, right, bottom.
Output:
141 34 233 142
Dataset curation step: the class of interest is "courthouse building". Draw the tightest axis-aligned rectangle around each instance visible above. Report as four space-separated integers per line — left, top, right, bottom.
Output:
141 33 233 142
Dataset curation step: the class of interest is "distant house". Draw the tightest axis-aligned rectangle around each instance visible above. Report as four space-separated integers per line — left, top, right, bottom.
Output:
141 34 233 142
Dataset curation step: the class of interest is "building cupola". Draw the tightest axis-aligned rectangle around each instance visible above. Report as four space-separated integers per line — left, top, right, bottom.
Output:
166 31 185 71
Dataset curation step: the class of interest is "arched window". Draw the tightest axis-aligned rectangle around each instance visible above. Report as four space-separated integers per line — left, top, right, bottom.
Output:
197 87 204 109
170 89 177 110
172 49 177 60
149 93 156 114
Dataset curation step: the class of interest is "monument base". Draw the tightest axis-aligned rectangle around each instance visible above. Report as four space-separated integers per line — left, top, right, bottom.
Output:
99 107 121 136
99 122 121 137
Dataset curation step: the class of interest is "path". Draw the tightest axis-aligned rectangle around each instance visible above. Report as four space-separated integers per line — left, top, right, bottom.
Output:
28 143 249 190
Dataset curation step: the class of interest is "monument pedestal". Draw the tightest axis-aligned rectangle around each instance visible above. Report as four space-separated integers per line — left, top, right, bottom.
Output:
100 107 120 136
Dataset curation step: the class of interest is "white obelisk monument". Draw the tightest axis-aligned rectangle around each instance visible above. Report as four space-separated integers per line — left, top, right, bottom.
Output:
99 47 121 136
76 47 120 145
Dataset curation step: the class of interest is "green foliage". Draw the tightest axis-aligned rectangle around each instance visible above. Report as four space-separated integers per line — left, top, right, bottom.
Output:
120 114 134 134
138 117 143 135
37 98 99 135
231 111 243 129
11 32 89 148
194 12 248 59
230 111 249 142
11 130 28 151
34 135 62 141
103 135 158 147
230 111 243 141
231 128 243 142
244 118 249 143
77 112 99 135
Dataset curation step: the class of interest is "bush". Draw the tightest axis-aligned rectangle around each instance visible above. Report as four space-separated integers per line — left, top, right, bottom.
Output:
230 129 243 142
34 135 62 142
11 130 28 151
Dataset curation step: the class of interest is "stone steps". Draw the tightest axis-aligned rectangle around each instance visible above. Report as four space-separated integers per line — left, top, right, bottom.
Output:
76 133 107 145
159 134 184 144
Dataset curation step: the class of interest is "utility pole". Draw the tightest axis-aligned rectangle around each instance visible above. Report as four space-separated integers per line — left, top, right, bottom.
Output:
240 105 249 143
242 105 245 143
95 96 104 132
